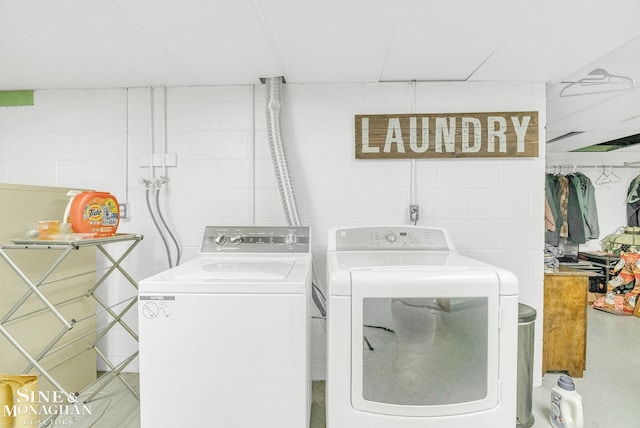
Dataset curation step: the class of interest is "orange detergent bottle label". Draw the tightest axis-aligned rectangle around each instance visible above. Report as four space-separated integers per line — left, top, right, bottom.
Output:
70 191 120 237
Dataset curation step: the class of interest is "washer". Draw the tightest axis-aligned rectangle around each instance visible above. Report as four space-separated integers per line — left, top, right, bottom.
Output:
326 226 518 427
139 226 312 428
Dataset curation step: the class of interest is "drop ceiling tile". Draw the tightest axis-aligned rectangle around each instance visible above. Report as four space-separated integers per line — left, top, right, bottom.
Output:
114 0 283 85
1 1 200 88
258 0 399 83
471 0 640 82
0 75 27 90
0 0 640 95
379 0 526 82
0 23 112 89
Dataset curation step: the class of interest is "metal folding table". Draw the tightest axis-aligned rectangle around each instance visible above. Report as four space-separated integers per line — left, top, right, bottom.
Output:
0 233 143 404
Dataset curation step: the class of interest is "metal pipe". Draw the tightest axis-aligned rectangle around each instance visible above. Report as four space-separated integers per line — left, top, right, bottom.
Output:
148 87 155 180
161 86 168 178
123 88 129 205
250 84 256 224
409 81 419 225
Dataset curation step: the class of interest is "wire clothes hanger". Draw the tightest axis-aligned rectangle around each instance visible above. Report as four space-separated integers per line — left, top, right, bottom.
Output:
559 68 636 97
547 163 637 185
548 163 640 171
608 165 621 183
595 165 611 184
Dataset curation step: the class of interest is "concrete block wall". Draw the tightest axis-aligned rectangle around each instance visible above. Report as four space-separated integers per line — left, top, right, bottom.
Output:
0 81 546 383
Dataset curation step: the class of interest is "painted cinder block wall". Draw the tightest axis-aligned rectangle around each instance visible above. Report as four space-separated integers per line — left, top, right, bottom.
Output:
0 81 547 384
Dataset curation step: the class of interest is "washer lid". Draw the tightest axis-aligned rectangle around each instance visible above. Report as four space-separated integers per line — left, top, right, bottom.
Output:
139 255 311 294
171 258 294 281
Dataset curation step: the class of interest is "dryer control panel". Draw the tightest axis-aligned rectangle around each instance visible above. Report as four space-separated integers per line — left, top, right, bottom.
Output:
332 226 452 251
201 226 310 253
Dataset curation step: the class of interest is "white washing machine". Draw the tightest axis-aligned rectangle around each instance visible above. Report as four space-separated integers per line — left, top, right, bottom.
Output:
139 226 312 428
326 226 518 428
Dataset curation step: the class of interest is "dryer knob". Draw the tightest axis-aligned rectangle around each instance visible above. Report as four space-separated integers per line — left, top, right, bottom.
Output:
230 235 243 245
385 233 397 242
285 233 298 246
214 234 226 245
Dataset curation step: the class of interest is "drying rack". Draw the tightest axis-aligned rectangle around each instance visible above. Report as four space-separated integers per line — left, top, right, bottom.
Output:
0 233 143 404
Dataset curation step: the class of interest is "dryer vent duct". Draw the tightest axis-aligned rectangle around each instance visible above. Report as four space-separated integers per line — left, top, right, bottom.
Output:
264 76 326 317
265 76 301 226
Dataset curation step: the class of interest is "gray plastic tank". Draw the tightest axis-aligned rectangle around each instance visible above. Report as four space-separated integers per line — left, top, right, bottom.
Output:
516 303 536 428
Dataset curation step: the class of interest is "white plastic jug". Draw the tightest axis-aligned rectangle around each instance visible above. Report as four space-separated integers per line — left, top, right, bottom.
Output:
550 375 584 428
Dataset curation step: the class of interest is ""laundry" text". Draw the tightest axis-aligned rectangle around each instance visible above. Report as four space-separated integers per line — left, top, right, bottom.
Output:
355 111 538 159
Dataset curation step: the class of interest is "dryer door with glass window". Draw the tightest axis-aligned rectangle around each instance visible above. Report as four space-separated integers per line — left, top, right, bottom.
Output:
350 266 501 417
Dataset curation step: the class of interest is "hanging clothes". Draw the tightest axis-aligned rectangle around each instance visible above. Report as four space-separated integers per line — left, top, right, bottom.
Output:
568 172 600 241
545 171 599 246
545 174 562 246
545 199 556 232
627 175 640 227
558 175 570 239
566 175 586 244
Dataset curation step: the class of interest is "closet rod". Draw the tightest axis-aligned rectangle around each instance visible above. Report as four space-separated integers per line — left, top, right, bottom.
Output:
547 163 640 170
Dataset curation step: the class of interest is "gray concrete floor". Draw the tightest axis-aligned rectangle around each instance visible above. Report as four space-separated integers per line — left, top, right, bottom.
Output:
58 308 639 427
314 308 640 428
530 308 640 427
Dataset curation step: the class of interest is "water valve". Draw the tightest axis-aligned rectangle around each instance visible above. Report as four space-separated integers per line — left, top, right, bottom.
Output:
410 204 420 224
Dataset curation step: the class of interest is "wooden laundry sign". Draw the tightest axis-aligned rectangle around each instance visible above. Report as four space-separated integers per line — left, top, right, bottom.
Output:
355 111 539 159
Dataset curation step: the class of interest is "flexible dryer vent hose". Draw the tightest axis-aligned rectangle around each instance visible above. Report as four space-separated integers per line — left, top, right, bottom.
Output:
265 77 301 226
264 76 326 317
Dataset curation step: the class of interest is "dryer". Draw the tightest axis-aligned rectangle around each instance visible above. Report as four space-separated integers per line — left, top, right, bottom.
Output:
139 226 312 428
326 226 518 427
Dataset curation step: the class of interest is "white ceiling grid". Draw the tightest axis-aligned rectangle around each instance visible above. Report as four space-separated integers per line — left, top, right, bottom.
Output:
1 0 640 149
0 0 637 89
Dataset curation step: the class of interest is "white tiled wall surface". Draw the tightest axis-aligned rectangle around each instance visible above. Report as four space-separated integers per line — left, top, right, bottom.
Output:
0 82 546 382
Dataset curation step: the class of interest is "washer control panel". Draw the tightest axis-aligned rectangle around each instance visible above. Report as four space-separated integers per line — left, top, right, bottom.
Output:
201 226 310 253
333 226 451 251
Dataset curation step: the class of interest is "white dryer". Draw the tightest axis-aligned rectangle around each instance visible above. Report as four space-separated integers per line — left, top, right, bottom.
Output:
139 226 312 428
326 226 518 428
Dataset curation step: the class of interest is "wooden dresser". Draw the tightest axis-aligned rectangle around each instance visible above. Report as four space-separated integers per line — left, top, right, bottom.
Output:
543 266 595 378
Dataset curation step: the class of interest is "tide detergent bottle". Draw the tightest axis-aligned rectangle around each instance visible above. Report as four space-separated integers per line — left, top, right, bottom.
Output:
550 375 583 428
66 191 120 237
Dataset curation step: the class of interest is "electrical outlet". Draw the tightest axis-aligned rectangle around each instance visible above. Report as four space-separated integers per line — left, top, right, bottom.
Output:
119 203 128 219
